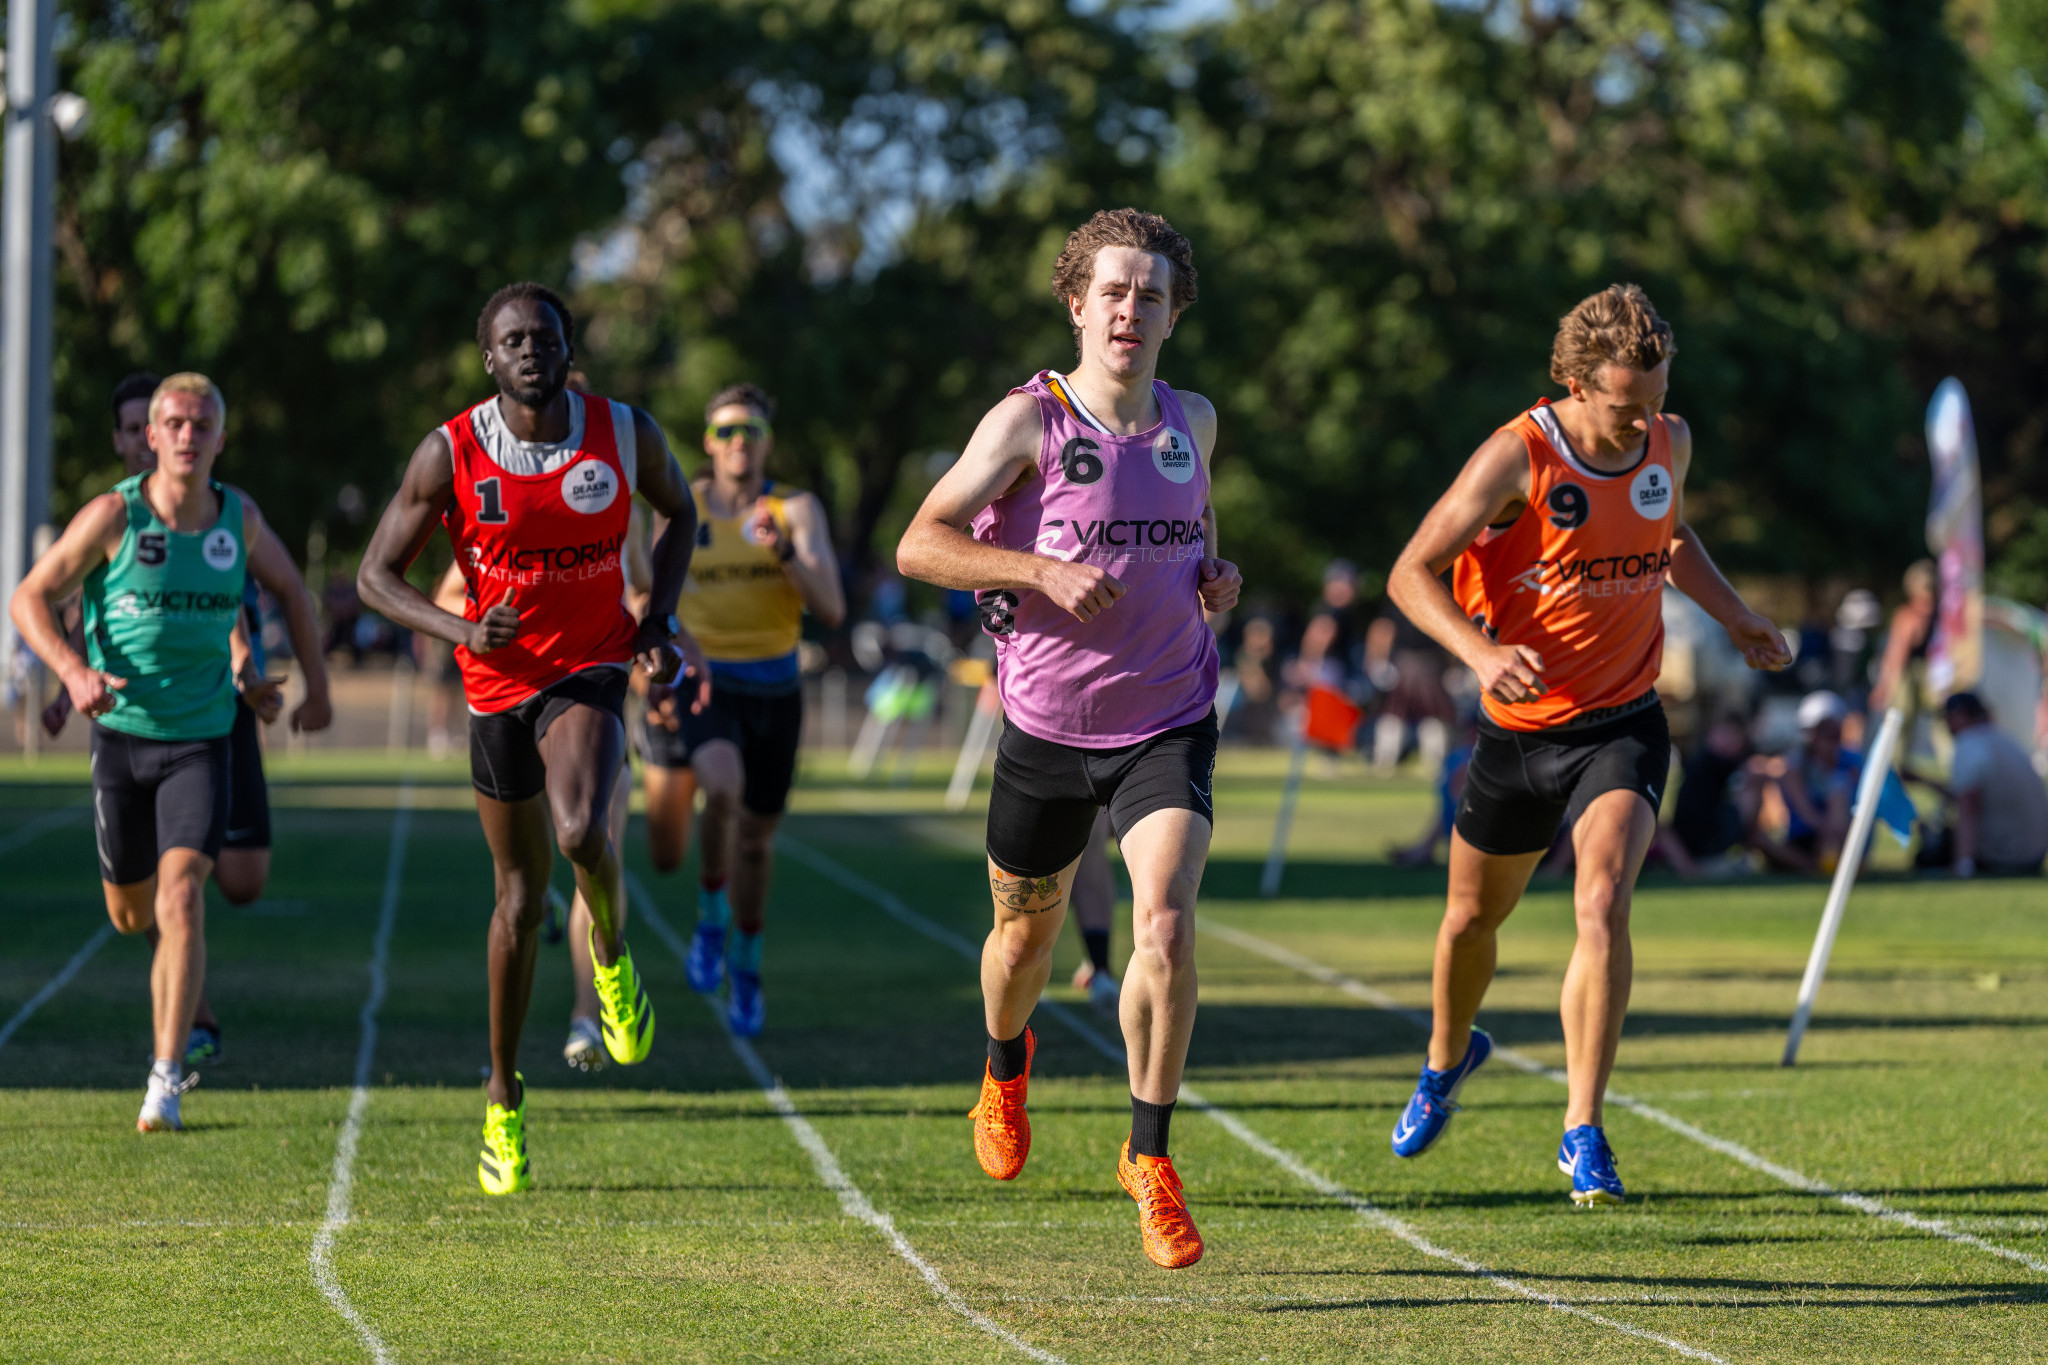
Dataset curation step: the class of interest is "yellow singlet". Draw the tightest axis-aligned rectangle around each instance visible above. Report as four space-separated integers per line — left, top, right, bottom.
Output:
678 479 804 663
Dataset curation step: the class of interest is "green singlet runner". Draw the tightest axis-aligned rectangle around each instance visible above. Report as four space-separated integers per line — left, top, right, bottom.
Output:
83 472 246 742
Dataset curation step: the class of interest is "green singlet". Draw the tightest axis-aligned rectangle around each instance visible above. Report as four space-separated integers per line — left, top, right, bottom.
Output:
82 473 247 741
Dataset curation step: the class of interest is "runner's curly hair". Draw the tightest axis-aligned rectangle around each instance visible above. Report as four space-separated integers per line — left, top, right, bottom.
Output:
1050 209 1198 338
476 282 575 353
1551 284 1675 389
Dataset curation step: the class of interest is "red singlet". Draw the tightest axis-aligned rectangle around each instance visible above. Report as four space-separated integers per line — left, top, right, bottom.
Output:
1452 400 1676 731
441 395 638 713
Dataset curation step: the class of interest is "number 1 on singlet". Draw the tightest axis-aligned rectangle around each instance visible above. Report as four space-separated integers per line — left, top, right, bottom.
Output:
476 477 508 524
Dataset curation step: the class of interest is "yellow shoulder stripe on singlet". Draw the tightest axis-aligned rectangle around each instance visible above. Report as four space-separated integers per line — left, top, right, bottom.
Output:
1045 374 1080 419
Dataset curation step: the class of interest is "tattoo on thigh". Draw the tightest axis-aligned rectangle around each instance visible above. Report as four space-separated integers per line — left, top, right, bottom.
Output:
991 871 1062 913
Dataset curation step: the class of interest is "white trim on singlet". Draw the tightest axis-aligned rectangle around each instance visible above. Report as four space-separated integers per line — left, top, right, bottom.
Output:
1527 404 1651 481
469 393 639 494
1046 372 1115 435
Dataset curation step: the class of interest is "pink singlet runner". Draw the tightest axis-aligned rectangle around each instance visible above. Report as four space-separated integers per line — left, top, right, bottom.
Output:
971 371 1219 748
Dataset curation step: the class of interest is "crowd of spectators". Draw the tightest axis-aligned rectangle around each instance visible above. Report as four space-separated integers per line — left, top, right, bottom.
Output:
1213 558 2048 883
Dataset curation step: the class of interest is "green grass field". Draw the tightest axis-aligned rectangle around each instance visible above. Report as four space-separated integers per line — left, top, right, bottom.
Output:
2 748 2044 1363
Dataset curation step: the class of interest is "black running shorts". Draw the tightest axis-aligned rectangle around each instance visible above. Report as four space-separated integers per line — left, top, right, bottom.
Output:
985 713 1218 879
1454 694 1671 857
640 683 803 817
89 723 232 885
469 666 628 803
223 700 271 851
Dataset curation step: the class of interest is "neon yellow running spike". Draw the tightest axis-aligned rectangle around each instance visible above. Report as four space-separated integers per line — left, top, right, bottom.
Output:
591 928 655 1065
478 1074 531 1195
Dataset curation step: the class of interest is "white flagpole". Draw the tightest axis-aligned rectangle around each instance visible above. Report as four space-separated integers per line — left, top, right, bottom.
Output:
946 683 1002 813
1260 713 1309 898
1782 705 1907 1067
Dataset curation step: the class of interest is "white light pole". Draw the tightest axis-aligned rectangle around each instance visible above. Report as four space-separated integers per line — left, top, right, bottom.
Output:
0 0 59 703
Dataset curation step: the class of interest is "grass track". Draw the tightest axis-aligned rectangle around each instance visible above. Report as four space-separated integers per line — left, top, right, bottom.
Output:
0 751 2043 1362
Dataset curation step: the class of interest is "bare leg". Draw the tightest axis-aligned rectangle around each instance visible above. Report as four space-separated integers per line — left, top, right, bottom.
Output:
142 923 219 1032
1115 809 1210 1105
146 850 213 1065
642 763 697 874
568 760 635 1023
982 857 1079 1042
1560 790 1655 1128
691 740 744 890
475 792 553 1109
212 848 270 906
1427 832 1543 1071
536 704 629 965
731 809 781 936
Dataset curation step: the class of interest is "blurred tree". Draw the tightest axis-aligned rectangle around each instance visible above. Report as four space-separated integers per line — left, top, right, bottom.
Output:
52 0 764 568
1162 0 1999 604
573 0 1173 596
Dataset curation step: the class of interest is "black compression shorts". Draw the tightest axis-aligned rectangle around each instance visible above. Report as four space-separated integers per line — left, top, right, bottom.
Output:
223 700 271 851
90 723 231 884
985 713 1218 879
1453 694 1670 857
469 667 627 803
639 684 804 817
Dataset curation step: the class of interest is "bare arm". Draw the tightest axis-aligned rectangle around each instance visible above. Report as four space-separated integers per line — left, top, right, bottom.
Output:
896 393 1125 622
7 494 130 718
630 408 705 701
357 430 519 653
241 494 333 732
1386 428 1547 704
760 491 845 629
1182 390 1241 615
1661 417 1791 672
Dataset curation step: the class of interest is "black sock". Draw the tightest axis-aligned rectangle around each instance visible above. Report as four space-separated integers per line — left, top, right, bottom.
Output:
988 1029 1030 1082
1082 928 1112 974
1130 1096 1175 1158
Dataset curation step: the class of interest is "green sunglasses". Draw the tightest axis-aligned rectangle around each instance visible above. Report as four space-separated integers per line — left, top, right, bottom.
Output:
706 418 772 441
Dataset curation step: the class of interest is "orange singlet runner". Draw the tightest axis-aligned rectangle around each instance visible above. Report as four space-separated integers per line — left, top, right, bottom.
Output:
1452 398 1676 731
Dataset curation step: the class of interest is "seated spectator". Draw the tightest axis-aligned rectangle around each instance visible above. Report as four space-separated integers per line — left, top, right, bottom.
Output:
1912 692 2048 878
1760 691 1863 874
1391 710 1479 867
1656 712 1760 877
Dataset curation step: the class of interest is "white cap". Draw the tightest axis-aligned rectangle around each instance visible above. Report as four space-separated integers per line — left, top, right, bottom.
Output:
1797 690 1847 731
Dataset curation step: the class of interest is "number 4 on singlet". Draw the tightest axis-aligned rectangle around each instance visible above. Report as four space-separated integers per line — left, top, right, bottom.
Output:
475 477 508 524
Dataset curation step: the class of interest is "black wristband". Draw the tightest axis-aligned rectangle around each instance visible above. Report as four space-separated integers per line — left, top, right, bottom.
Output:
776 539 796 563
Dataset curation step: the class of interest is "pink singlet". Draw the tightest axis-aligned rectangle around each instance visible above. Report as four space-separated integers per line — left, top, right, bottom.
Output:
971 371 1219 748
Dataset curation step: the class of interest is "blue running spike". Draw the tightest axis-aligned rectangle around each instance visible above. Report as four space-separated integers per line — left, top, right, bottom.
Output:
1390 1028 1492 1158
726 970 764 1038
1558 1125 1626 1205
686 922 727 994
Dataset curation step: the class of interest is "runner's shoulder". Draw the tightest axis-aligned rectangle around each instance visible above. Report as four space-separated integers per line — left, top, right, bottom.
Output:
975 390 1046 462
1171 389 1217 455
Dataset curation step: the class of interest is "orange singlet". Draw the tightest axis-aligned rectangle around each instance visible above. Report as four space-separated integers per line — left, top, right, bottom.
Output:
1452 400 1677 731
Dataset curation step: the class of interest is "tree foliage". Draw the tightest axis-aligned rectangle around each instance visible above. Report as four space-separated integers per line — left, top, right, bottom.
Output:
42 0 2048 612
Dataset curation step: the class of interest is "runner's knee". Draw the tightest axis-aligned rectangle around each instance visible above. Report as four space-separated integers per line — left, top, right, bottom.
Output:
154 876 206 936
1572 876 1630 939
1130 901 1195 970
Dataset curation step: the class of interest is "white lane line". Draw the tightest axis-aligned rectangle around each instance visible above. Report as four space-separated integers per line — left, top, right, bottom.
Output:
310 783 413 1365
625 872 1069 1365
0 922 116 1054
0 801 86 859
1198 917 2048 1277
779 838 1727 1363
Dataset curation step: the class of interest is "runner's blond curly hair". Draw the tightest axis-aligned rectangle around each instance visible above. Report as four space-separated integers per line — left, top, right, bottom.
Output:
1551 284 1676 389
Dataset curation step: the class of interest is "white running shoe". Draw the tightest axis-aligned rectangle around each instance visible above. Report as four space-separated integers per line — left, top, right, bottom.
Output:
1088 969 1121 1016
563 1017 607 1073
138 1063 198 1132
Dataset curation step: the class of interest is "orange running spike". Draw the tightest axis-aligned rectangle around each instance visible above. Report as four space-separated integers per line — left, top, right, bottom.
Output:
968 1027 1036 1180
1118 1137 1204 1269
